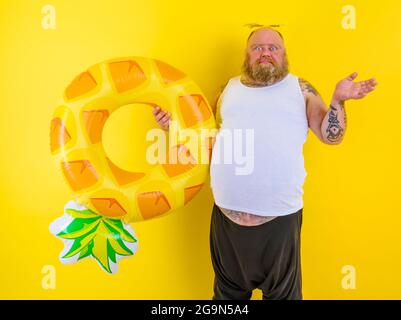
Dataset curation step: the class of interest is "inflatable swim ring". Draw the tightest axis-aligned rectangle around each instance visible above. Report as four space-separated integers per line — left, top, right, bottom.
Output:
50 57 216 223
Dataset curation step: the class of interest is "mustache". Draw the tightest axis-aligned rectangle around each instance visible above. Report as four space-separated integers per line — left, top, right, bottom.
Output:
254 57 279 70
257 57 274 64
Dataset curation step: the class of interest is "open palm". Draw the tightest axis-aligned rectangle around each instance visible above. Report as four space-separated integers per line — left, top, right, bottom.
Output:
334 72 377 101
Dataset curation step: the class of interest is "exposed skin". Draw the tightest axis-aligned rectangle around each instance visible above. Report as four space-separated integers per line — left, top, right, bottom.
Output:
153 106 170 131
243 28 377 146
241 28 289 87
154 28 378 226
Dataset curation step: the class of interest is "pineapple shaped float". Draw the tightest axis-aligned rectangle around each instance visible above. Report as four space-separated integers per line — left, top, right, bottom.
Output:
49 57 216 273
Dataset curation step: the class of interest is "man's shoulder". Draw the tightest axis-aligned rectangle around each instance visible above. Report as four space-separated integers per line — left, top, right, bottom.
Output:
287 73 300 80
217 76 239 96
224 75 240 87
230 75 241 81
297 76 319 97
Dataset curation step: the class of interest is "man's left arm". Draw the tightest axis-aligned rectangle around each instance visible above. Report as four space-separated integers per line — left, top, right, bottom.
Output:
300 73 377 145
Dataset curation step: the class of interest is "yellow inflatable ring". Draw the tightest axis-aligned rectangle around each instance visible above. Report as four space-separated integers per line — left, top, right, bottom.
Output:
50 57 216 223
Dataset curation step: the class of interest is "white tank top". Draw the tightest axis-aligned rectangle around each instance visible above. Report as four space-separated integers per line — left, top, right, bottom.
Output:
210 73 308 216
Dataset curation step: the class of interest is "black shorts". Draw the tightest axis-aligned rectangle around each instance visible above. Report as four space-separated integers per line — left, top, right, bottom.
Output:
210 204 303 300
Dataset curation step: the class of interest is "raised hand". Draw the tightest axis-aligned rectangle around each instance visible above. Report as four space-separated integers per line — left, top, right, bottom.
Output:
333 72 378 103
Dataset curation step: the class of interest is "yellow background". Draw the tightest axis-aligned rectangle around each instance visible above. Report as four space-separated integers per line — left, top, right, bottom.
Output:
0 0 400 299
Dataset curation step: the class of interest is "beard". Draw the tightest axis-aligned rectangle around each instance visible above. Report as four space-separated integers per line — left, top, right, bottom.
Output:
241 53 289 86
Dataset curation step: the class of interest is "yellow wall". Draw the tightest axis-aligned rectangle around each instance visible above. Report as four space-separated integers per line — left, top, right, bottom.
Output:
0 0 400 299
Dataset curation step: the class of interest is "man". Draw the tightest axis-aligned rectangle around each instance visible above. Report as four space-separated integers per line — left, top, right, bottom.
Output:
154 27 377 299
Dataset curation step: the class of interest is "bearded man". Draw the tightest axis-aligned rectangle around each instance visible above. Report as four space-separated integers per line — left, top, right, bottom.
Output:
153 26 377 300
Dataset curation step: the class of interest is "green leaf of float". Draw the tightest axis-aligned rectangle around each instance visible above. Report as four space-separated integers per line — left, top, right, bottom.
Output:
104 222 134 256
91 223 112 273
54 208 137 273
57 219 100 240
57 216 101 238
107 240 117 264
104 219 137 243
78 241 94 261
108 235 133 257
62 231 97 259
66 208 99 219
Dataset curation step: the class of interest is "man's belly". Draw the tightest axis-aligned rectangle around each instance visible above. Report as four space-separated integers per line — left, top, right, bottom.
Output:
219 206 277 226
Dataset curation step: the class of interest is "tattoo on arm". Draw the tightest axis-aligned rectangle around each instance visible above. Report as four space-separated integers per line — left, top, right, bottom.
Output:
343 105 347 127
299 78 347 143
299 78 319 96
326 102 345 142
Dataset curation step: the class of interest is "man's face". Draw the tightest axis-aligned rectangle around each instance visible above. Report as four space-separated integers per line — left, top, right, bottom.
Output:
242 29 289 85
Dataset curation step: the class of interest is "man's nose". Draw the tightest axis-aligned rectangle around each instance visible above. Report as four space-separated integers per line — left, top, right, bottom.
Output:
260 48 271 58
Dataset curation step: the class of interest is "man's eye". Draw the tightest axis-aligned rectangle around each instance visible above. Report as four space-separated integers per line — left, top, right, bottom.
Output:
269 46 278 52
254 46 262 51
